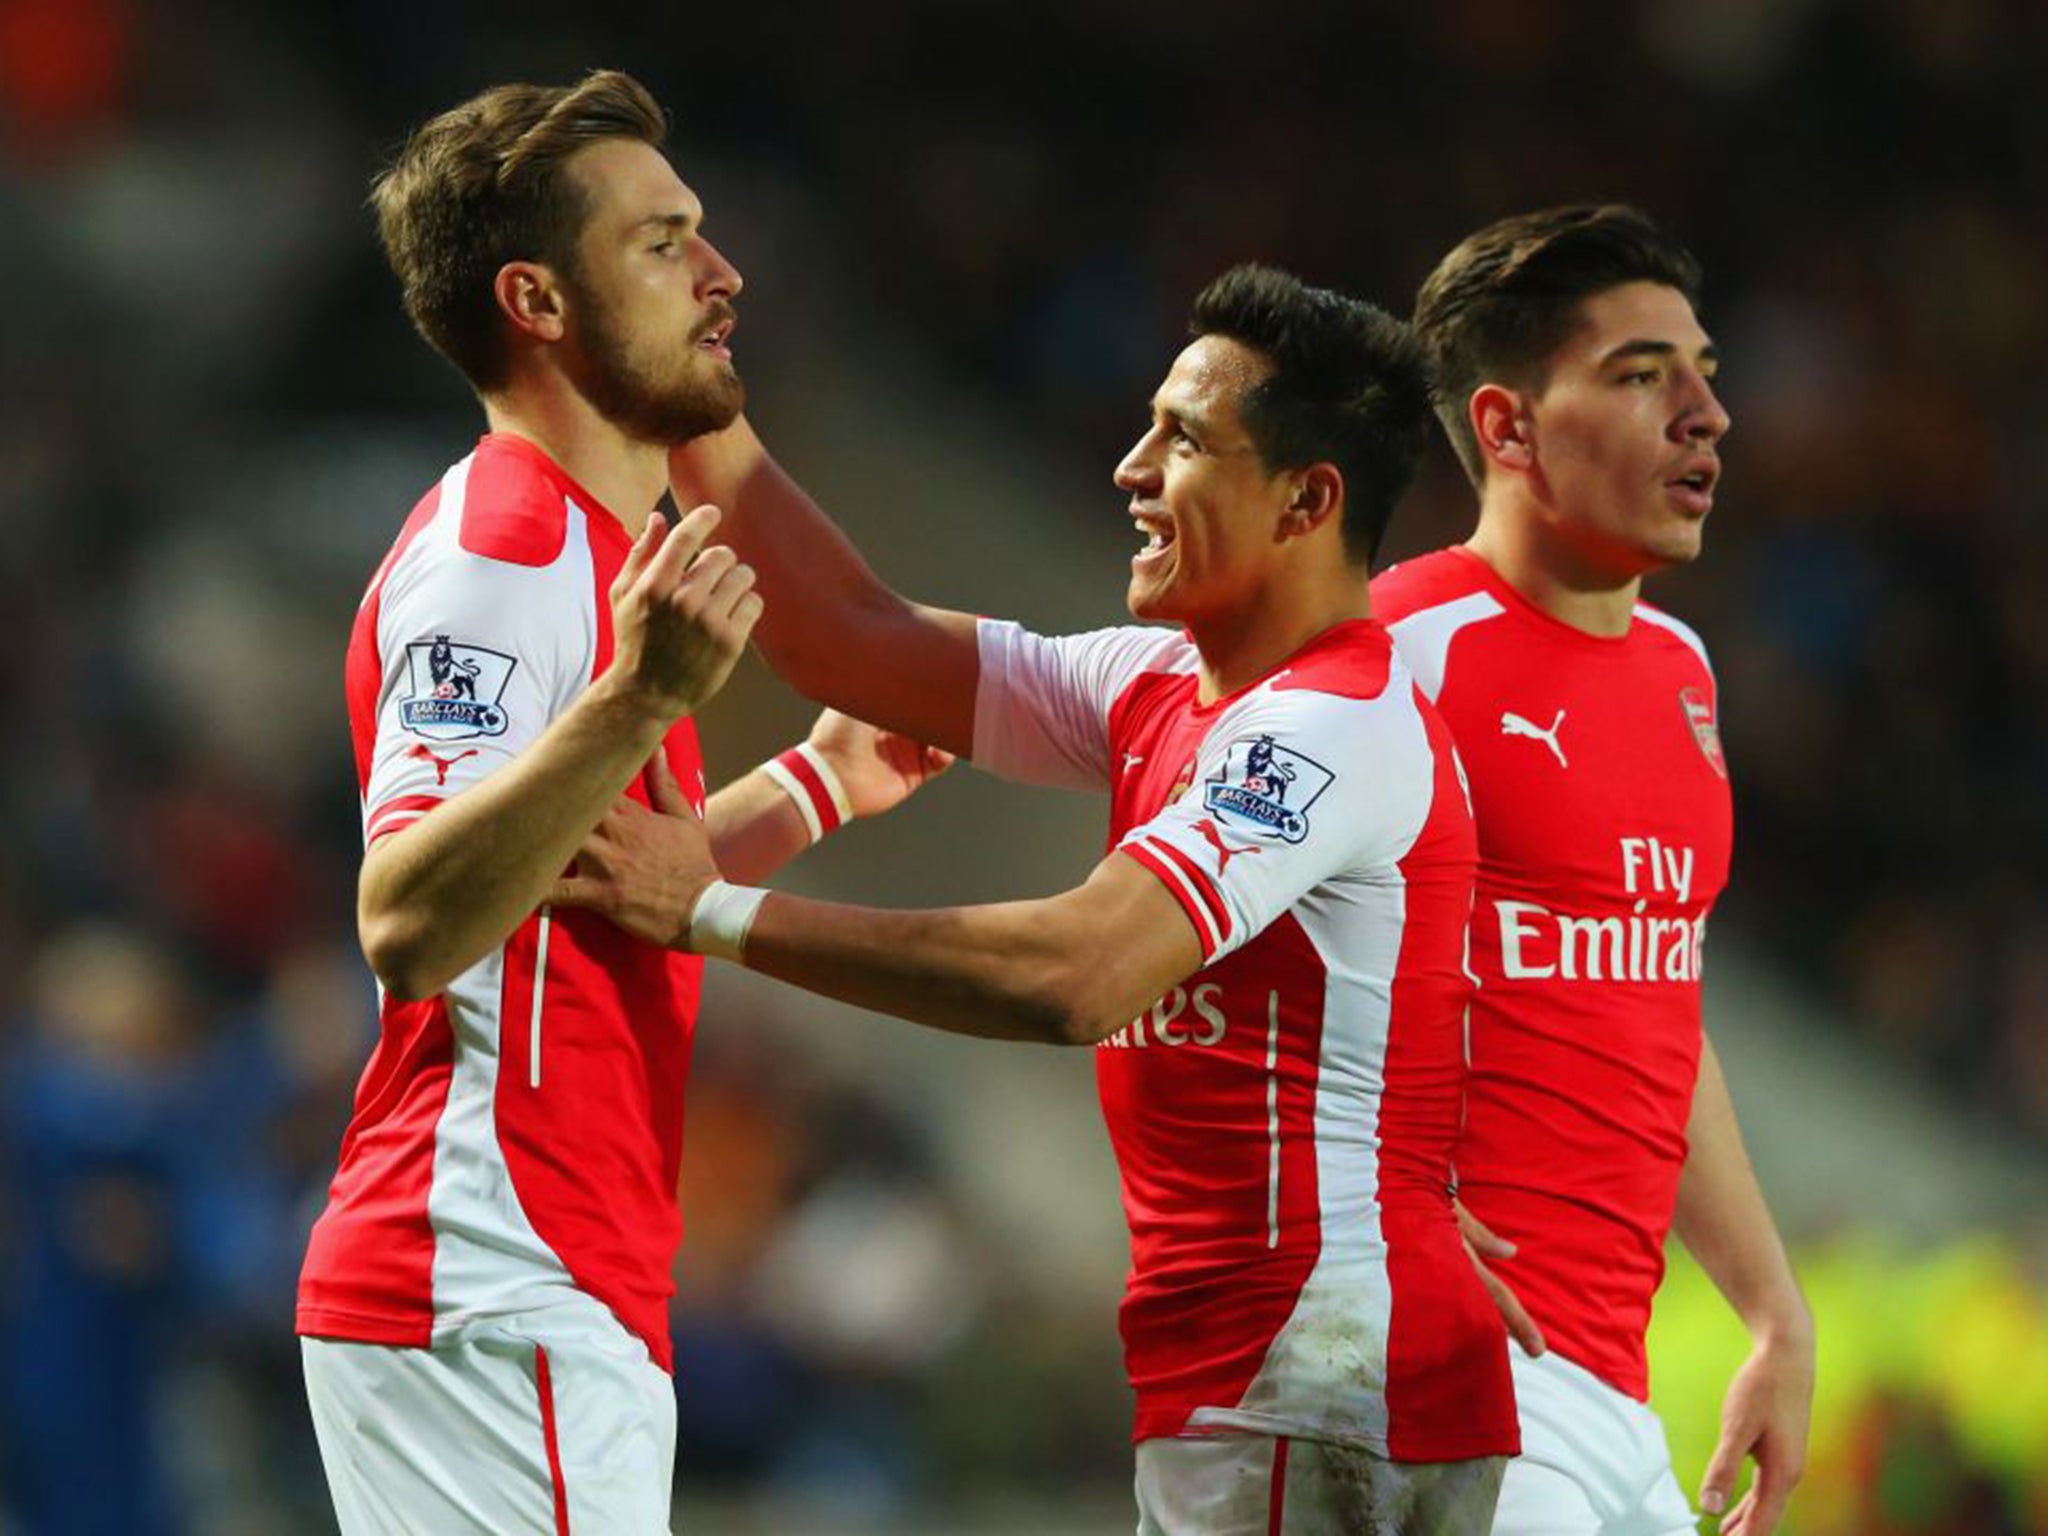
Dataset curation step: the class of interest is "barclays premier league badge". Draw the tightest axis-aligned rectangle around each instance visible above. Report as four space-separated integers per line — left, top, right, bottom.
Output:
1203 734 1334 843
399 635 516 740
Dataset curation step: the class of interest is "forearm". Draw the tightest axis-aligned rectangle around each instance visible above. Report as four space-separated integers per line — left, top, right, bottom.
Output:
360 673 670 997
739 893 1091 1044
1675 1040 1812 1345
717 857 1198 1048
704 768 813 885
670 420 979 754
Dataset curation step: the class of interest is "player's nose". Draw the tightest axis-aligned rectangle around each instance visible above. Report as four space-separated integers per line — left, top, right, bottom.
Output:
1113 431 1161 492
697 236 742 301
1678 370 1731 444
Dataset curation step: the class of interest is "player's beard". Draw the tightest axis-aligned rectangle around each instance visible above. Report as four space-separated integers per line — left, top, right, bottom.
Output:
569 279 745 447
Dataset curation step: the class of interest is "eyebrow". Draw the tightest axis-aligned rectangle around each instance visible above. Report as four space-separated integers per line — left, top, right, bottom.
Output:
632 212 698 238
1602 338 1720 367
1155 401 1216 438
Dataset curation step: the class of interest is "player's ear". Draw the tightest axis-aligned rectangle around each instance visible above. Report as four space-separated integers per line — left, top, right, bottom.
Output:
1471 384 1535 474
495 261 568 344
1279 462 1342 541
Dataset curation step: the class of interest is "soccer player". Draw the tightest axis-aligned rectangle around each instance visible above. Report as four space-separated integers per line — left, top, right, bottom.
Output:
296 72 947 1536
554 267 1523 1532
1371 205 1815 1536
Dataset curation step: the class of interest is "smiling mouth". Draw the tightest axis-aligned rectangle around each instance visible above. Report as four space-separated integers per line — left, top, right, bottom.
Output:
1133 513 1175 560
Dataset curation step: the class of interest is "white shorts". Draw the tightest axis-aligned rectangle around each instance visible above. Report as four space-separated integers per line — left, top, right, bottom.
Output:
1135 1433 1506 1535
1491 1346 1695 1536
302 1297 675 1536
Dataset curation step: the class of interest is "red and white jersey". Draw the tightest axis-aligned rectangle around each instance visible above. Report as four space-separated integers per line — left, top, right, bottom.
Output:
975 616 1516 1462
298 433 706 1372
1373 547 1733 1401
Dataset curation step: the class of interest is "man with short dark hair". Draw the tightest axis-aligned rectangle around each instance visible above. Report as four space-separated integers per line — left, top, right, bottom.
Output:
556 265 1525 1532
298 71 946 1535
1374 204 1814 1536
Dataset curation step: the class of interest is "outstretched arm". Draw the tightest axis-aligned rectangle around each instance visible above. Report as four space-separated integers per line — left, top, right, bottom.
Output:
1674 1038 1814 1534
672 419 981 757
552 767 1199 1045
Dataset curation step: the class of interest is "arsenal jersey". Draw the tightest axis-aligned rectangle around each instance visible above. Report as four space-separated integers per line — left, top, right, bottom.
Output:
1374 546 1734 1401
299 433 705 1371
975 616 1516 1462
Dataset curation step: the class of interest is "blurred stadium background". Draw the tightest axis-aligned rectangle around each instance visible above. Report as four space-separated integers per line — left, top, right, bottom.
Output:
3 1 2046 1532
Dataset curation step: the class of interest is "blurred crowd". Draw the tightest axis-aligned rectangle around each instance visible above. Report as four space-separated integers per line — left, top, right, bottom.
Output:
1 0 2044 1531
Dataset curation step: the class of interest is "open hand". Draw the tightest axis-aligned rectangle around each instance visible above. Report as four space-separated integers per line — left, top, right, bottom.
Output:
549 751 718 948
806 708 955 819
608 504 762 719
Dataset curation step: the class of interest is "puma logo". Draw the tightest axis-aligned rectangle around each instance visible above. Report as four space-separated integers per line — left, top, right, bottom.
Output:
1195 818 1263 874
1500 709 1567 769
407 743 478 786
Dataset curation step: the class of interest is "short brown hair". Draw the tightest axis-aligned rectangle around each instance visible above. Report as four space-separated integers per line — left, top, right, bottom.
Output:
372 69 668 392
1413 204 1703 487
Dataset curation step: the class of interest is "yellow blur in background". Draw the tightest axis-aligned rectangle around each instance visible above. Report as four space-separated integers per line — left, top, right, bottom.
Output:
1651 1235 2048 1535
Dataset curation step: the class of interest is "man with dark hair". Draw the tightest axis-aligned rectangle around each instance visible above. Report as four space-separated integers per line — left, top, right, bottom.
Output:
1375 204 1814 1535
555 264 1527 1531
298 71 947 1534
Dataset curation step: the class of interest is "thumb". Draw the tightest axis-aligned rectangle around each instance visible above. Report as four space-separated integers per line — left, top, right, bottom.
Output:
645 749 691 816
1698 1432 1744 1518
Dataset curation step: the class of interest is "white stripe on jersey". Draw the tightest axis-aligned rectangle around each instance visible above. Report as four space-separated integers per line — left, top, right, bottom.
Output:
1265 990 1281 1252
529 908 552 1090
426 947 579 1334
1384 592 1505 703
1633 605 1715 677
1184 682 1437 1452
371 467 601 1336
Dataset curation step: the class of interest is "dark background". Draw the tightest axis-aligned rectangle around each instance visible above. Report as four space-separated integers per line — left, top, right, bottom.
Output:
1 2 2044 1531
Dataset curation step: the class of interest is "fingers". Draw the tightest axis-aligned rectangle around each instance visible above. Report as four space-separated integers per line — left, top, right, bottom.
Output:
1464 1244 1545 1356
1457 1200 1517 1260
635 503 724 603
1737 1465 1790 1535
1489 1271 1546 1357
610 510 669 605
1698 1433 1745 1522
695 548 760 626
729 587 765 641
645 750 690 817
547 875 602 909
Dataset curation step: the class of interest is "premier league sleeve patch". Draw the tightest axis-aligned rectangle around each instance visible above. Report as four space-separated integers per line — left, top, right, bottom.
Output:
398 634 516 740
1202 733 1335 843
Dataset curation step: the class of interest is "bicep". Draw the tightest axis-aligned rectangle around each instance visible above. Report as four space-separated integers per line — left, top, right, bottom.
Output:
798 595 980 758
1041 851 1208 1035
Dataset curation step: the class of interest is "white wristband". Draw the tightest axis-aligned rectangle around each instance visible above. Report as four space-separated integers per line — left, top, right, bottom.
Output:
761 742 854 844
688 879 770 962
